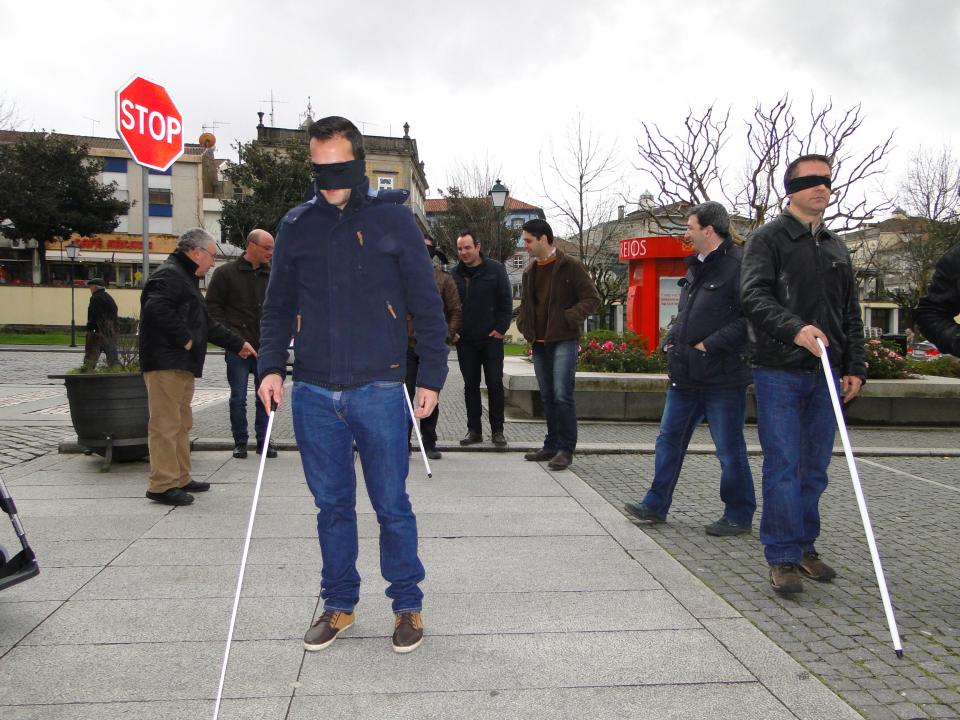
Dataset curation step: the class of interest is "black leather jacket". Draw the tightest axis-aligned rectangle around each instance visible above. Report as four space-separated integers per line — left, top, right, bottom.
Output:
741 210 866 377
916 242 960 355
665 238 751 389
139 251 244 377
205 256 270 348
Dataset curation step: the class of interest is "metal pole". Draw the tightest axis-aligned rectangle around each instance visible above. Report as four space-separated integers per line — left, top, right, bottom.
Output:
141 165 150 283
816 338 903 657
69 259 76 347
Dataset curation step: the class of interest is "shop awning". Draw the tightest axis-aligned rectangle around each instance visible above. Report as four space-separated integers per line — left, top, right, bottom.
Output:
45 250 170 264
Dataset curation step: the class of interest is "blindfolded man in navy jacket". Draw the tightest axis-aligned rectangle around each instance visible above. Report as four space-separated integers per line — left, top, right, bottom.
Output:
257 116 448 655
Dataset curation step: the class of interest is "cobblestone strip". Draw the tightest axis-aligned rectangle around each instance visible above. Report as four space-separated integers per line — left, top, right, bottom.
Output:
0 425 67 470
572 453 960 720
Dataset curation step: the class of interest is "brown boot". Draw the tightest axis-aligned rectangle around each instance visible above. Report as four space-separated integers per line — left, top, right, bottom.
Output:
524 448 556 462
547 451 573 470
799 552 837 582
768 563 803 595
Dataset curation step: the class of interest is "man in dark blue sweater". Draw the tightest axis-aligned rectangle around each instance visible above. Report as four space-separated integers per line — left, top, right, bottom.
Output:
257 116 449 655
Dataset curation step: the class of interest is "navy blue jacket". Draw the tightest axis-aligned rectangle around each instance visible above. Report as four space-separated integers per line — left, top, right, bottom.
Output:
451 257 513 341
258 179 449 391
664 238 751 389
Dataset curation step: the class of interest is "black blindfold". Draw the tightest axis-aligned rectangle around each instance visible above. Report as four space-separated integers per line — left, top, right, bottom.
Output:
785 174 832 195
312 159 367 190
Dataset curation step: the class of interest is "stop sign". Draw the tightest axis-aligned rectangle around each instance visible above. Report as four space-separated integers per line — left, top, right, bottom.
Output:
115 75 184 171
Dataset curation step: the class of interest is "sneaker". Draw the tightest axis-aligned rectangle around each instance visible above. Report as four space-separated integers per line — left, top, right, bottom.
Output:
799 552 837 582
459 431 483 446
232 443 248 459
181 479 210 493
769 563 804 594
622 500 665 523
704 517 751 536
547 451 573 471
523 448 556 462
425 448 442 460
491 431 508 447
392 611 423 654
145 488 194 506
303 609 355 651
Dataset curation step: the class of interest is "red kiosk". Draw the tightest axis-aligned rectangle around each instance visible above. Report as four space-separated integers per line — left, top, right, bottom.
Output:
619 235 693 352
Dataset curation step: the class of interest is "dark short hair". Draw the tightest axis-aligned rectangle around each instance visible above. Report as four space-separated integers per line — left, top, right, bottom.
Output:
783 153 833 189
307 116 366 161
686 201 730 240
457 230 478 245
522 218 554 244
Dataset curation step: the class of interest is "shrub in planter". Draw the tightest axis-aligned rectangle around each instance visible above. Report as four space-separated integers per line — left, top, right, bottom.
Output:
863 338 910 380
577 334 667 373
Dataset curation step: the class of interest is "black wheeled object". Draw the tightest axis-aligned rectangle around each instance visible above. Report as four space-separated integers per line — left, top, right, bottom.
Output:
0 472 40 591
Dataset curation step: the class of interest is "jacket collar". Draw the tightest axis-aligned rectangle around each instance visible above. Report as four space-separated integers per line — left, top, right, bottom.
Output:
170 249 200 281
685 237 733 267
456 256 487 276
313 177 372 215
780 208 838 243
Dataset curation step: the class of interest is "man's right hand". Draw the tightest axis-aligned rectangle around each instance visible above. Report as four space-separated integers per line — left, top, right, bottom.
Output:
794 325 829 356
258 373 284 411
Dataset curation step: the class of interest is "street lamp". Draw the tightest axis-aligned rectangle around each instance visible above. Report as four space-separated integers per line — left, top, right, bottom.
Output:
65 241 79 347
488 179 510 262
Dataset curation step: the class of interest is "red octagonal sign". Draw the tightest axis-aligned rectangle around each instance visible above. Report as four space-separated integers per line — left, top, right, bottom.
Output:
115 75 184 172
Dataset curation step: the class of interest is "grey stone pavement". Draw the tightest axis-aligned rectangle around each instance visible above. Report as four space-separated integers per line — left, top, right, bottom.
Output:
0 346 959 718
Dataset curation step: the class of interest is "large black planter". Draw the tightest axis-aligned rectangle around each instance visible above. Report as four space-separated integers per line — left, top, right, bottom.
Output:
49 372 149 468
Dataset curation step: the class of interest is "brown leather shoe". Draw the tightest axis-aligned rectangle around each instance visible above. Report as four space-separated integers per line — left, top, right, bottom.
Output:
547 451 573 471
392 611 423 654
491 431 508 447
799 552 837 582
769 563 803 594
459 431 483 446
523 448 556 462
303 609 355 651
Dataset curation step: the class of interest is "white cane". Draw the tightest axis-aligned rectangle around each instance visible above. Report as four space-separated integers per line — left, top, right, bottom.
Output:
816 338 903 658
212 400 278 720
404 386 433 478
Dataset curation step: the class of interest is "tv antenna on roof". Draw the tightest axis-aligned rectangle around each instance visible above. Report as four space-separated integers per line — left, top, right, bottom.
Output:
258 90 288 127
82 116 100 135
202 120 231 134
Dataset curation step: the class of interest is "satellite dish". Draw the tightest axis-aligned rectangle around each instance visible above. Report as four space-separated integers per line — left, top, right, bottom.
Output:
199 132 216 149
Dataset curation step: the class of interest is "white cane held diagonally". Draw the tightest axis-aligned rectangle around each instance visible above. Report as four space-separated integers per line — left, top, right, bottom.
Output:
212 401 278 720
404 386 433 478
816 338 903 658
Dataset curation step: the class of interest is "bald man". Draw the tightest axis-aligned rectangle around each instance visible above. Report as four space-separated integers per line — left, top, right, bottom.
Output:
206 229 276 458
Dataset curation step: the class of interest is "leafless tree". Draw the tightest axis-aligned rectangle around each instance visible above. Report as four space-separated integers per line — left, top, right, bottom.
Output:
900 145 960 222
0 96 20 131
540 115 628 324
636 94 895 235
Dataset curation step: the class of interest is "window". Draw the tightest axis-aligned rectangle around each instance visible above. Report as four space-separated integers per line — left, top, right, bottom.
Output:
149 204 173 217
148 167 173 176
378 176 394 190
511 217 523 230
149 188 171 205
511 254 527 269
103 158 127 173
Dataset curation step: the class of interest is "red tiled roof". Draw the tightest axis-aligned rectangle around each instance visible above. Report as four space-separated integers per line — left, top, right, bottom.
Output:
425 197 543 213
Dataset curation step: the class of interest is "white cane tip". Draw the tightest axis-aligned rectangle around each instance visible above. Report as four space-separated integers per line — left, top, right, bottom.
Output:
427 473 432 478
895 649 903 658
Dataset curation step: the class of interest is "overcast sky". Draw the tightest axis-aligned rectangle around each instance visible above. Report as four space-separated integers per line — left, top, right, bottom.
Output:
3 0 958 227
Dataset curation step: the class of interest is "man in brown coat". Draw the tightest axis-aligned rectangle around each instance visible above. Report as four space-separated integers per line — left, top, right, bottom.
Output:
405 239 462 459
516 219 599 470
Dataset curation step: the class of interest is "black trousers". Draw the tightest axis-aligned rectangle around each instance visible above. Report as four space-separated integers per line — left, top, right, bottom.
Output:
405 345 440 449
455 337 505 434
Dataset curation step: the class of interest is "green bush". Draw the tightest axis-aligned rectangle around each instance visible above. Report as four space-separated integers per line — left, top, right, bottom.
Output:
906 355 960 378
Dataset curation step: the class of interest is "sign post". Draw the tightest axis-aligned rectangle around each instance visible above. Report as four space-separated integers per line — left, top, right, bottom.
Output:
115 75 184 283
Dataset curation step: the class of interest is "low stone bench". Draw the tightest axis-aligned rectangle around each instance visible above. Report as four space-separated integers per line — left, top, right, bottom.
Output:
502 357 960 425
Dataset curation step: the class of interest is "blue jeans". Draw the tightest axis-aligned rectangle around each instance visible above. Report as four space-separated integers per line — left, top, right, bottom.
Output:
753 368 838 566
532 340 579 454
292 380 424 613
642 385 755 525
225 352 267 447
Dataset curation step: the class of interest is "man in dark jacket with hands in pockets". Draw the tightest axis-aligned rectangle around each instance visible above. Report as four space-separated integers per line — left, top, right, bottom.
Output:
623 202 755 536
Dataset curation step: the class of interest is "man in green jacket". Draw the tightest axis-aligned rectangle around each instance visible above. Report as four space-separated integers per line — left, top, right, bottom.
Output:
516 219 599 470
206 229 275 459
